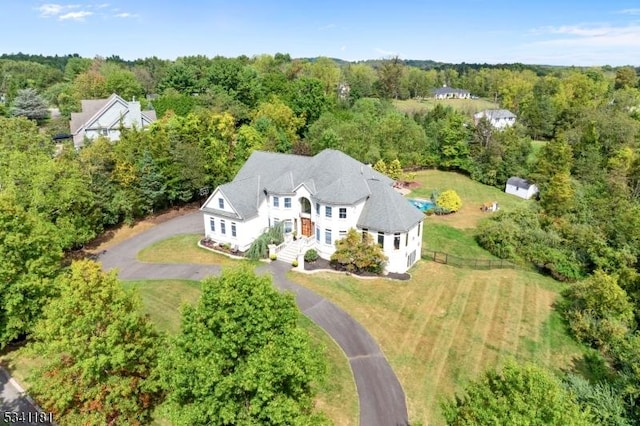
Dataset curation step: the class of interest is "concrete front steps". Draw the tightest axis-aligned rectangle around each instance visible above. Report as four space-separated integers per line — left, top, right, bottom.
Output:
276 239 303 264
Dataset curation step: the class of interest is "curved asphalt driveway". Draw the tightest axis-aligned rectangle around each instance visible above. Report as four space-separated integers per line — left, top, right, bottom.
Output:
99 212 408 426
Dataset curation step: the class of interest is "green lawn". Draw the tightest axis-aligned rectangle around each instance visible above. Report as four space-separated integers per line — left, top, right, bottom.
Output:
393 98 499 117
290 263 583 425
410 169 529 229
137 234 245 267
424 223 499 259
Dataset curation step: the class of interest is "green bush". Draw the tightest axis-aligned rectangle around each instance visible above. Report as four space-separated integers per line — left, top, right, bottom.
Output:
246 223 285 260
330 228 387 274
292 259 299 267
304 249 318 262
269 253 277 261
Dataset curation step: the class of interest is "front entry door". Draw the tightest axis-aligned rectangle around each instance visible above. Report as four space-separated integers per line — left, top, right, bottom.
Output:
301 217 312 237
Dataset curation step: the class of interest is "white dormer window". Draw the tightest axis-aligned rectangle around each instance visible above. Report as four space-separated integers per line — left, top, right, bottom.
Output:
218 198 224 209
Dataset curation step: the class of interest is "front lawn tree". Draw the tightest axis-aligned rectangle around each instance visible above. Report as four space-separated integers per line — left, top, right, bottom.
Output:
161 267 325 425
29 260 163 425
10 88 49 123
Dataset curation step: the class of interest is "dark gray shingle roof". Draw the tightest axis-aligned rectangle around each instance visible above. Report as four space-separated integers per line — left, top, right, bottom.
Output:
209 149 422 232
506 176 533 189
357 179 425 233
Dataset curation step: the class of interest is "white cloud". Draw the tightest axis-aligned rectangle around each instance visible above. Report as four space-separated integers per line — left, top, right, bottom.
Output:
97 3 110 8
59 11 93 21
340 45 347 52
530 23 640 48
38 3 64 16
114 12 138 18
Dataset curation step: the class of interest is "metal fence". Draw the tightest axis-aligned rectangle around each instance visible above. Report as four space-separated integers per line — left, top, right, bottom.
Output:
422 249 519 270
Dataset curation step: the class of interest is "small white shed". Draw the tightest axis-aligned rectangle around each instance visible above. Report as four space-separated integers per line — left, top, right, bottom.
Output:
505 177 538 200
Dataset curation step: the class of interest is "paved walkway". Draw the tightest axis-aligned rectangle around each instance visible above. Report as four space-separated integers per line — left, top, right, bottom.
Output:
97 212 409 426
0 367 52 426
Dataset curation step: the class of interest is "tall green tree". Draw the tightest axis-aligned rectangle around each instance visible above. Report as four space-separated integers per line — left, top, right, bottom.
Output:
10 88 49 123
29 260 162 425
161 267 325 425
0 194 62 347
443 360 592 425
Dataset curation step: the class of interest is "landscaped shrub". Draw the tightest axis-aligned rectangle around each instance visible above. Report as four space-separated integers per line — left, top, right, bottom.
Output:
330 228 387 274
246 222 285 260
292 259 298 267
304 249 318 263
269 253 277 261
436 190 462 213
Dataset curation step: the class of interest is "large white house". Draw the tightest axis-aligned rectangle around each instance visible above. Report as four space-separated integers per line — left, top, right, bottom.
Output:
70 93 157 149
201 149 425 274
474 109 516 129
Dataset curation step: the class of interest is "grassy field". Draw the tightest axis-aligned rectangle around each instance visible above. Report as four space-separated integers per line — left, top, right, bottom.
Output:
137 234 243 267
290 263 583 425
124 278 358 425
393 98 499 117
410 169 528 229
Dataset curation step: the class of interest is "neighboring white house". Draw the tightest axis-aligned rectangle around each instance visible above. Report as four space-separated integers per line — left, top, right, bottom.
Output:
201 149 425 274
474 109 516 129
505 177 539 199
70 93 157 149
432 86 471 99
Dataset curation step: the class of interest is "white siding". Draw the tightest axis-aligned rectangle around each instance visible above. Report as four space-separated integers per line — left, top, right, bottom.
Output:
383 221 422 273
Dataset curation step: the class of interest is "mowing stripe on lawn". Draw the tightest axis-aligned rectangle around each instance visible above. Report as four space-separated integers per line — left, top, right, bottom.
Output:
499 273 526 358
422 275 474 418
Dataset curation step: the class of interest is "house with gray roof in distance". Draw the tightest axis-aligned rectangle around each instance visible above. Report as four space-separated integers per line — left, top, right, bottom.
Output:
70 93 157 149
505 176 538 199
474 109 516 129
200 149 424 274
432 86 471 100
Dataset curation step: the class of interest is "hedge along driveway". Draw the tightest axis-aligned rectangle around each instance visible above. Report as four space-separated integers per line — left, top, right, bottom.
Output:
99 211 409 426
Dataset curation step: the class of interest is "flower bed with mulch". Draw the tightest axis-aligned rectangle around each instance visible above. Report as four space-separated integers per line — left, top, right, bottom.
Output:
200 238 245 258
303 257 411 281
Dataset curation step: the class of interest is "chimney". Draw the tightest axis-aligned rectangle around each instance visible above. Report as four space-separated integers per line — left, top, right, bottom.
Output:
128 98 141 128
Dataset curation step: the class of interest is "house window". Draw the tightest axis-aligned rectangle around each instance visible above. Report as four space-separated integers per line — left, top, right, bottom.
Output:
339 208 347 219
339 230 347 238
316 227 321 242
284 220 293 234
284 197 291 208
218 198 224 209
378 232 384 248
100 128 108 136
209 218 215 232
394 233 401 250
362 228 368 241
273 196 279 207
316 202 320 215
325 206 332 218
220 220 226 235
325 229 332 245
417 222 421 236
406 232 409 247
231 222 237 237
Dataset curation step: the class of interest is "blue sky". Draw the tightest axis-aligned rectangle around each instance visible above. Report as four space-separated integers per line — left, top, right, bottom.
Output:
2 1 640 66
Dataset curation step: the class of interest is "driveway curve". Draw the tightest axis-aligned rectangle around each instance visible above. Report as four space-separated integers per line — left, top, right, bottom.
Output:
99 211 409 426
